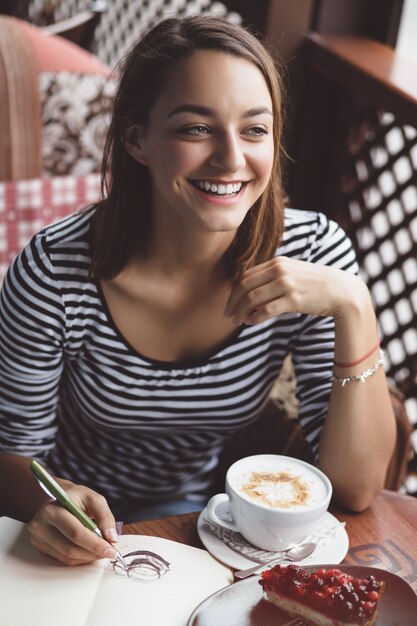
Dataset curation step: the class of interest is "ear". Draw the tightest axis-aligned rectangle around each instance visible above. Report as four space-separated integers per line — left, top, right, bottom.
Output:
122 123 149 166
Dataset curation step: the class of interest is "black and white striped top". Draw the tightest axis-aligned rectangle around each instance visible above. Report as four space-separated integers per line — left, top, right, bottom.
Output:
0 208 357 512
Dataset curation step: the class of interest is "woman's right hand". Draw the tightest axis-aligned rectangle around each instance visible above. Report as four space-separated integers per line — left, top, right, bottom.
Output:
27 479 119 565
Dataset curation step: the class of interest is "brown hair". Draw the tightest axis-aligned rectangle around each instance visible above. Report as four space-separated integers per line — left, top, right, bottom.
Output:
91 15 286 279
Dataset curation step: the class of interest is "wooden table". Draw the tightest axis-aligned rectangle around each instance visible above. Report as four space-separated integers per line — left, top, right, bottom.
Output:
124 489 417 593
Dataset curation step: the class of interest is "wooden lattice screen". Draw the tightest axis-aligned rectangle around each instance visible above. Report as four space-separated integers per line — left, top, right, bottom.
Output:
303 35 417 495
341 106 417 493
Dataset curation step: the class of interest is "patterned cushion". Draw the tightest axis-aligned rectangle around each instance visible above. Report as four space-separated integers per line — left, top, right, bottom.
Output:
39 72 116 176
0 174 101 282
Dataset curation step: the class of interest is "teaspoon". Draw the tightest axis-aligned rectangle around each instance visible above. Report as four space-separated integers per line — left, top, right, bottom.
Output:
233 542 316 579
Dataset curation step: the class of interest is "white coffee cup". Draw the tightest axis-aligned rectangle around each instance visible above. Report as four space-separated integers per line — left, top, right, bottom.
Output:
206 454 332 551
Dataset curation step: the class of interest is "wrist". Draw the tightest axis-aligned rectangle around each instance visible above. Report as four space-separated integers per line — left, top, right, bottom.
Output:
334 338 380 368
333 276 374 323
333 281 379 366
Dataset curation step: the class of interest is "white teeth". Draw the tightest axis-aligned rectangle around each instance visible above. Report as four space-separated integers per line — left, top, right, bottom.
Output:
194 181 243 195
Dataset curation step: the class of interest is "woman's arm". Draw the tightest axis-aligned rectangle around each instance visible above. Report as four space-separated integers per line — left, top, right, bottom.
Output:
0 241 118 563
225 220 396 511
0 239 64 515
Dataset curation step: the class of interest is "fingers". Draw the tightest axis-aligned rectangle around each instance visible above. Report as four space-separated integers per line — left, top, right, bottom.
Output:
59 479 119 545
28 488 118 566
225 256 344 325
225 258 288 325
244 297 292 325
81 489 118 544
29 511 111 565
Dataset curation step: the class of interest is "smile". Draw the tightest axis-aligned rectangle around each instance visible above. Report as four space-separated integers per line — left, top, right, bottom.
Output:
190 180 245 196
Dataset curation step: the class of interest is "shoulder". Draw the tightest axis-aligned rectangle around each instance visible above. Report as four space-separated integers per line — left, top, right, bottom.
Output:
279 208 358 272
281 208 340 248
3 207 95 300
26 207 94 279
40 206 94 250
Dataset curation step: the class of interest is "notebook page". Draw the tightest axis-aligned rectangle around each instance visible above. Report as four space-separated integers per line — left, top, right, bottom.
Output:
0 517 106 626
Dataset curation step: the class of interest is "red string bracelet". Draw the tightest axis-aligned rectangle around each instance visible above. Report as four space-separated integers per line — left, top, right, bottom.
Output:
334 338 381 368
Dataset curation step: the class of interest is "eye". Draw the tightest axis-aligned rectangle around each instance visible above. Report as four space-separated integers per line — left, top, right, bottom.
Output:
179 125 211 136
245 126 268 137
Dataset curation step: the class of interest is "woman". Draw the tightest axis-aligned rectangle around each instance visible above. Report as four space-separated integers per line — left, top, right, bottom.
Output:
0 16 395 565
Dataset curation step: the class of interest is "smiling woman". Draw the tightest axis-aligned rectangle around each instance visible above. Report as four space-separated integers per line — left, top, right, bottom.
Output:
0 15 396 567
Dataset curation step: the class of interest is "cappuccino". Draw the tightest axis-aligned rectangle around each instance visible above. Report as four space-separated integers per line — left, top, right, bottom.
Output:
206 454 332 551
231 458 328 510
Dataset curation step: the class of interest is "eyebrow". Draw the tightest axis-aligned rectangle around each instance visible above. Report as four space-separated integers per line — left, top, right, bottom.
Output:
167 104 273 118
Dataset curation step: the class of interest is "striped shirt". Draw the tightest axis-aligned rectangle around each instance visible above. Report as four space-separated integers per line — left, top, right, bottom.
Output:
0 208 357 512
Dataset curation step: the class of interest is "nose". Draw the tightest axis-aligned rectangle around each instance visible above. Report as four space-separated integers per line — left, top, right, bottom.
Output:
208 131 246 172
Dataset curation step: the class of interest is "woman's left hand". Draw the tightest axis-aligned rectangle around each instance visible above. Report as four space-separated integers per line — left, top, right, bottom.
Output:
224 256 362 325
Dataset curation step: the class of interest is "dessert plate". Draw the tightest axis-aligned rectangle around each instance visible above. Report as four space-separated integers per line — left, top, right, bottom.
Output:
187 565 417 626
197 508 348 570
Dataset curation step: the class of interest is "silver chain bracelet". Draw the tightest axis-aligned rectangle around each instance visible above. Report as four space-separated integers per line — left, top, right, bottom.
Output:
332 349 385 387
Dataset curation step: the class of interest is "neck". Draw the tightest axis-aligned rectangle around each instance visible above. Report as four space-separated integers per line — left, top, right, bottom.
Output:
144 221 237 279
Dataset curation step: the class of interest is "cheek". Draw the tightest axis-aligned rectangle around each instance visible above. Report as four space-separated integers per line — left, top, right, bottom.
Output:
156 141 206 174
252 142 275 180
173 143 207 172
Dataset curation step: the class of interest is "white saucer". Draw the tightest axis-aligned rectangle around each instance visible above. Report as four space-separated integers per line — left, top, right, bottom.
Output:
197 508 349 570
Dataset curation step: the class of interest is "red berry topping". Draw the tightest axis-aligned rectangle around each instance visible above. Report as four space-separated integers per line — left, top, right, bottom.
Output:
363 601 376 613
259 565 384 624
367 591 379 601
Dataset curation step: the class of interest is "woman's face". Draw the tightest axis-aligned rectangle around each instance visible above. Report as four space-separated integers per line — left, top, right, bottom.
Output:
127 49 275 235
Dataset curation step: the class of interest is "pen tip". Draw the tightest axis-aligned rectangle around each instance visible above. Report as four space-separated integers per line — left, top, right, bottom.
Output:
117 552 127 567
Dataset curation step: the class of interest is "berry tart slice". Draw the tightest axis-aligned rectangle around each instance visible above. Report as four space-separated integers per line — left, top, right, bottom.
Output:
259 564 385 626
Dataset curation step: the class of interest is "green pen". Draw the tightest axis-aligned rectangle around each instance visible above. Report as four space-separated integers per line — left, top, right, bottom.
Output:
30 459 127 567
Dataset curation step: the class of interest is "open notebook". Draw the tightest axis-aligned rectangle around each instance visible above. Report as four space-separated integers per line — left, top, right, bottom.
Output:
0 517 233 626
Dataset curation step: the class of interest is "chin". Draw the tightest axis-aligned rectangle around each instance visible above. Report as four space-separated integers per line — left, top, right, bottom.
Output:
199 218 245 234
197 207 251 233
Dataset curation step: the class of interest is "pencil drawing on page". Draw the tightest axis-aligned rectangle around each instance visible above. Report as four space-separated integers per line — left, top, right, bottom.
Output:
111 550 171 581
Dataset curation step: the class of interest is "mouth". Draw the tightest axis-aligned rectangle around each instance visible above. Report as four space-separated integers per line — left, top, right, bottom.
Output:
189 179 247 197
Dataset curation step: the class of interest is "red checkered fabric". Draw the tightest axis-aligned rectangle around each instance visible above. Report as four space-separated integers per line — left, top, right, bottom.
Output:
0 174 101 282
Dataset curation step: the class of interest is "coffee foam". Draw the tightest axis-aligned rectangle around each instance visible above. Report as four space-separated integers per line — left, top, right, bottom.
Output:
239 470 310 509
231 460 328 510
